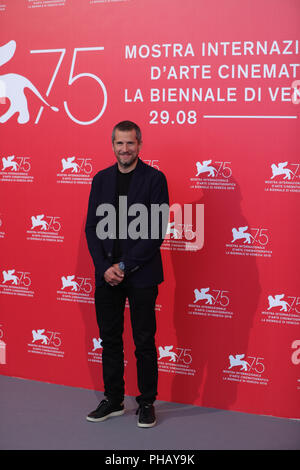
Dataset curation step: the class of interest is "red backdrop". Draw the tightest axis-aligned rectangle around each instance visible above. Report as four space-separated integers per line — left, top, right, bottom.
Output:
0 0 299 419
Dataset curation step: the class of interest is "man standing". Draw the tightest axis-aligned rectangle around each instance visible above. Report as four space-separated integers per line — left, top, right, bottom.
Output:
85 121 169 427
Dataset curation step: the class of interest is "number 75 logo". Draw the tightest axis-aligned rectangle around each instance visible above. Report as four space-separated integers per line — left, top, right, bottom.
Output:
30 47 107 125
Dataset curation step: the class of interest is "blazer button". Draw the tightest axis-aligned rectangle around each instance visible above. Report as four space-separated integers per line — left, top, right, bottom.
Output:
107 252 112 257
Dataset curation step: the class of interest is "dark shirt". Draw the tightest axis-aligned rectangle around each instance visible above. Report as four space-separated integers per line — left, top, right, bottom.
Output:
112 167 135 263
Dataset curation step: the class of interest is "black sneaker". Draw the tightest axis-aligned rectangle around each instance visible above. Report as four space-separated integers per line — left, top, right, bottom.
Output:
136 403 156 428
86 399 124 422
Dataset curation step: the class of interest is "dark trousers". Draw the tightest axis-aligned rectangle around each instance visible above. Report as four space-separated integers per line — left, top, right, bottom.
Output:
94 284 159 405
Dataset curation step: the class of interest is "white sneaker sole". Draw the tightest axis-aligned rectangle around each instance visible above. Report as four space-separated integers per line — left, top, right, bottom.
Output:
137 419 156 428
86 409 125 422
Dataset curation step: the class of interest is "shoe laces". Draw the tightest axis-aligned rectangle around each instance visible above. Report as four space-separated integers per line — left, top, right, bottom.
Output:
136 403 152 415
98 399 123 409
97 399 109 410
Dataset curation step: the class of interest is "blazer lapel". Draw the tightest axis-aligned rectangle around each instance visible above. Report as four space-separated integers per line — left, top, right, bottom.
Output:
101 163 118 205
127 158 146 207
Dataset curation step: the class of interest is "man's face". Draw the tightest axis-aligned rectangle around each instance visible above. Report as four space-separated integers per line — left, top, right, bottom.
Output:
112 129 141 171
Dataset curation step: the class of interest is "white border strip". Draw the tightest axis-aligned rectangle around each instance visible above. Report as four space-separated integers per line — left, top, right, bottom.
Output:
203 115 298 119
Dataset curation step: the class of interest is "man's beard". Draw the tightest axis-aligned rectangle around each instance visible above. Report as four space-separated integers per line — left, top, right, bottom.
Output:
117 153 138 168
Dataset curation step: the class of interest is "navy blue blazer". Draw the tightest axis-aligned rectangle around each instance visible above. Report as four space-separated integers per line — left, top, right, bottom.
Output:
85 158 169 287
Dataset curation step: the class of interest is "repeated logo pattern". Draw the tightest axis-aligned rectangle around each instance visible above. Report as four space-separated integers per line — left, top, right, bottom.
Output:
0 1 299 420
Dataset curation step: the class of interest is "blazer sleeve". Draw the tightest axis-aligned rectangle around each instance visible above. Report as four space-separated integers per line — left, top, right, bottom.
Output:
121 170 169 274
85 175 111 279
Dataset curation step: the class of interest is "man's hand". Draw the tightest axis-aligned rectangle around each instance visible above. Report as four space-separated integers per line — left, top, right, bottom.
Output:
104 264 124 286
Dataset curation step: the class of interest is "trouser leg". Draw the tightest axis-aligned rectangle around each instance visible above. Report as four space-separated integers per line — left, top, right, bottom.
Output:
94 285 126 404
127 285 159 405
